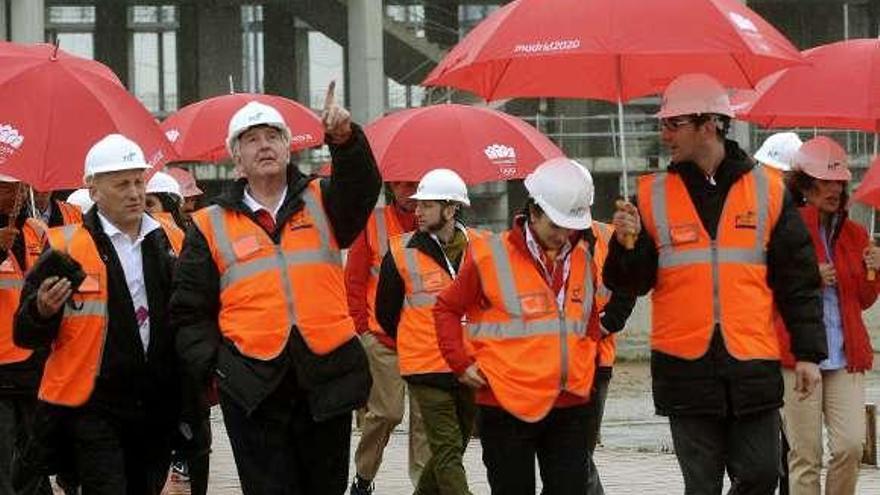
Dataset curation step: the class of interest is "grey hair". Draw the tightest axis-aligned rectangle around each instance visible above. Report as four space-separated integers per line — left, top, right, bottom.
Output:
231 126 291 160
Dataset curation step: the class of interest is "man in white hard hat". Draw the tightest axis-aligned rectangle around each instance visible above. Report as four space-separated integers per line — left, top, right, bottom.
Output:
15 134 183 494
0 173 51 494
605 73 826 494
435 158 603 493
370 168 479 495
755 132 803 174
170 82 381 494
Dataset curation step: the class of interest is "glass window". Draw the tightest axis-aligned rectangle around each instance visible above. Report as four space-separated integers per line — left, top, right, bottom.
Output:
56 32 94 59
48 6 95 25
241 5 264 93
128 5 178 115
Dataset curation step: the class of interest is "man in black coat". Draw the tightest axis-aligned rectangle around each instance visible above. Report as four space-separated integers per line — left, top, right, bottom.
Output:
605 74 826 495
14 134 180 495
169 84 381 495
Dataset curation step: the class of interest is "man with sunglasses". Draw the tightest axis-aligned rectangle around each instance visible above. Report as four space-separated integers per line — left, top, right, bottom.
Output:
604 73 826 494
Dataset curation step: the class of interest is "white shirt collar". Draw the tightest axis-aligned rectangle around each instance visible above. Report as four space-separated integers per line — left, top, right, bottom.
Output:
242 185 288 219
97 211 161 243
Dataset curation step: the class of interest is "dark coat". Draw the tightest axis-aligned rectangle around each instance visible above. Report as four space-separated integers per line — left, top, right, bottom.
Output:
170 124 382 420
603 139 827 417
14 208 180 424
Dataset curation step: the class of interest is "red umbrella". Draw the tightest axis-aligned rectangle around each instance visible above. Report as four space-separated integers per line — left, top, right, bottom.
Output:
854 155 880 209
736 39 880 131
0 42 176 190
423 0 802 196
423 0 802 102
364 104 564 184
161 93 324 162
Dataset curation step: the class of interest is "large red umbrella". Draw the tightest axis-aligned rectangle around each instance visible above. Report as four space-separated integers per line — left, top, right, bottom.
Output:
161 93 324 162
736 39 880 131
0 42 176 189
854 155 880 209
364 104 564 184
423 0 803 195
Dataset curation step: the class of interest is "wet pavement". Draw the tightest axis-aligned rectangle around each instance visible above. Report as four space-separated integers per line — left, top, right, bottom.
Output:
148 361 880 494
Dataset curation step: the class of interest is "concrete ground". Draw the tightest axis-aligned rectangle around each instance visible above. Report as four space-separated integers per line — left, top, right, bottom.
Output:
153 361 880 494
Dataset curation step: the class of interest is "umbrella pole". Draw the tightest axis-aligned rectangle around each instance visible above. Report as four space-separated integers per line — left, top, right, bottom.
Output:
872 133 878 242
617 97 629 199
28 187 37 219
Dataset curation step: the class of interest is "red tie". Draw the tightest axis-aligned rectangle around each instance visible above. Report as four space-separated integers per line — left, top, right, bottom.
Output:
254 209 275 234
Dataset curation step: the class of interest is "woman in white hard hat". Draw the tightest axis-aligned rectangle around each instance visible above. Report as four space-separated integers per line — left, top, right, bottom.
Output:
435 157 602 493
777 136 880 495
146 171 188 230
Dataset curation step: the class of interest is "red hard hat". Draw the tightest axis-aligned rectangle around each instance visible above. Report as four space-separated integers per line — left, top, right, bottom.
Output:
793 136 851 182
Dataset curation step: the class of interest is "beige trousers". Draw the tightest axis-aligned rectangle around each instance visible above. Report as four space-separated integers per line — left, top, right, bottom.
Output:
354 332 430 486
782 369 865 495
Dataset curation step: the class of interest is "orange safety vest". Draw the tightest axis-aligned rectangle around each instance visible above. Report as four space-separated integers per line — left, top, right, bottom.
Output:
41 224 108 406
466 231 598 422
637 167 784 360
592 221 616 367
0 218 47 364
55 200 83 225
364 206 408 335
39 216 191 406
192 180 355 360
150 212 184 254
390 228 483 376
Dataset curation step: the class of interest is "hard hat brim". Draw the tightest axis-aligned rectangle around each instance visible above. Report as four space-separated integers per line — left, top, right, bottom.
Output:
538 200 592 230
409 191 470 207
84 162 151 181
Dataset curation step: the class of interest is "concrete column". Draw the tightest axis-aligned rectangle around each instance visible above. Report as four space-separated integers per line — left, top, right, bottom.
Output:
263 3 296 99
177 3 200 107
95 0 129 87
196 5 242 98
294 22 311 107
347 0 385 124
9 0 44 43
0 1 7 41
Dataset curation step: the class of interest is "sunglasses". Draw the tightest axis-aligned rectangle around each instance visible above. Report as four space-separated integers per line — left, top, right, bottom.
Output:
659 117 697 131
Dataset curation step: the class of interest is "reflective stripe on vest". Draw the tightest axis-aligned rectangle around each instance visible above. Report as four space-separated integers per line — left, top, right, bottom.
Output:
639 167 782 360
465 231 598 422
0 219 47 364
194 181 354 359
56 201 83 225
40 225 109 406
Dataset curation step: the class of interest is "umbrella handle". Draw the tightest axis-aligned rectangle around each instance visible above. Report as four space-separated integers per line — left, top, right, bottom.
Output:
614 199 637 250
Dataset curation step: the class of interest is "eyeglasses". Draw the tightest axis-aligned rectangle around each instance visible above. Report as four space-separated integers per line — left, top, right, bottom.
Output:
659 117 697 132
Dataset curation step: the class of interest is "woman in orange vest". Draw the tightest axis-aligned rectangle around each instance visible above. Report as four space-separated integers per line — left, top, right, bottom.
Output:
435 158 601 494
776 137 879 495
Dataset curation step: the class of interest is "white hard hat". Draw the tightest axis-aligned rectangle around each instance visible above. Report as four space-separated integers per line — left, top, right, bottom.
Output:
754 132 803 172
793 136 851 182
66 188 94 212
146 171 183 201
656 73 734 119
410 168 470 206
524 157 593 230
226 101 292 155
0 173 19 182
83 134 151 181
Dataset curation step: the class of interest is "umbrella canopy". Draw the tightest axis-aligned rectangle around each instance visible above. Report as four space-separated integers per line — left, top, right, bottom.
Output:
0 42 176 189
736 39 880 131
423 0 803 102
854 154 880 208
161 93 324 162
364 104 564 184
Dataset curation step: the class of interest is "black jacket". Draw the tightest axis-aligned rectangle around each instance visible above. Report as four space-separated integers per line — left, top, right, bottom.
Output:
0 212 48 396
14 208 180 424
170 125 382 420
603 139 826 417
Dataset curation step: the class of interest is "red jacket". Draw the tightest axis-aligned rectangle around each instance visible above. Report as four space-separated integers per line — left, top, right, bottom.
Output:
344 203 416 349
776 206 877 372
434 218 600 409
